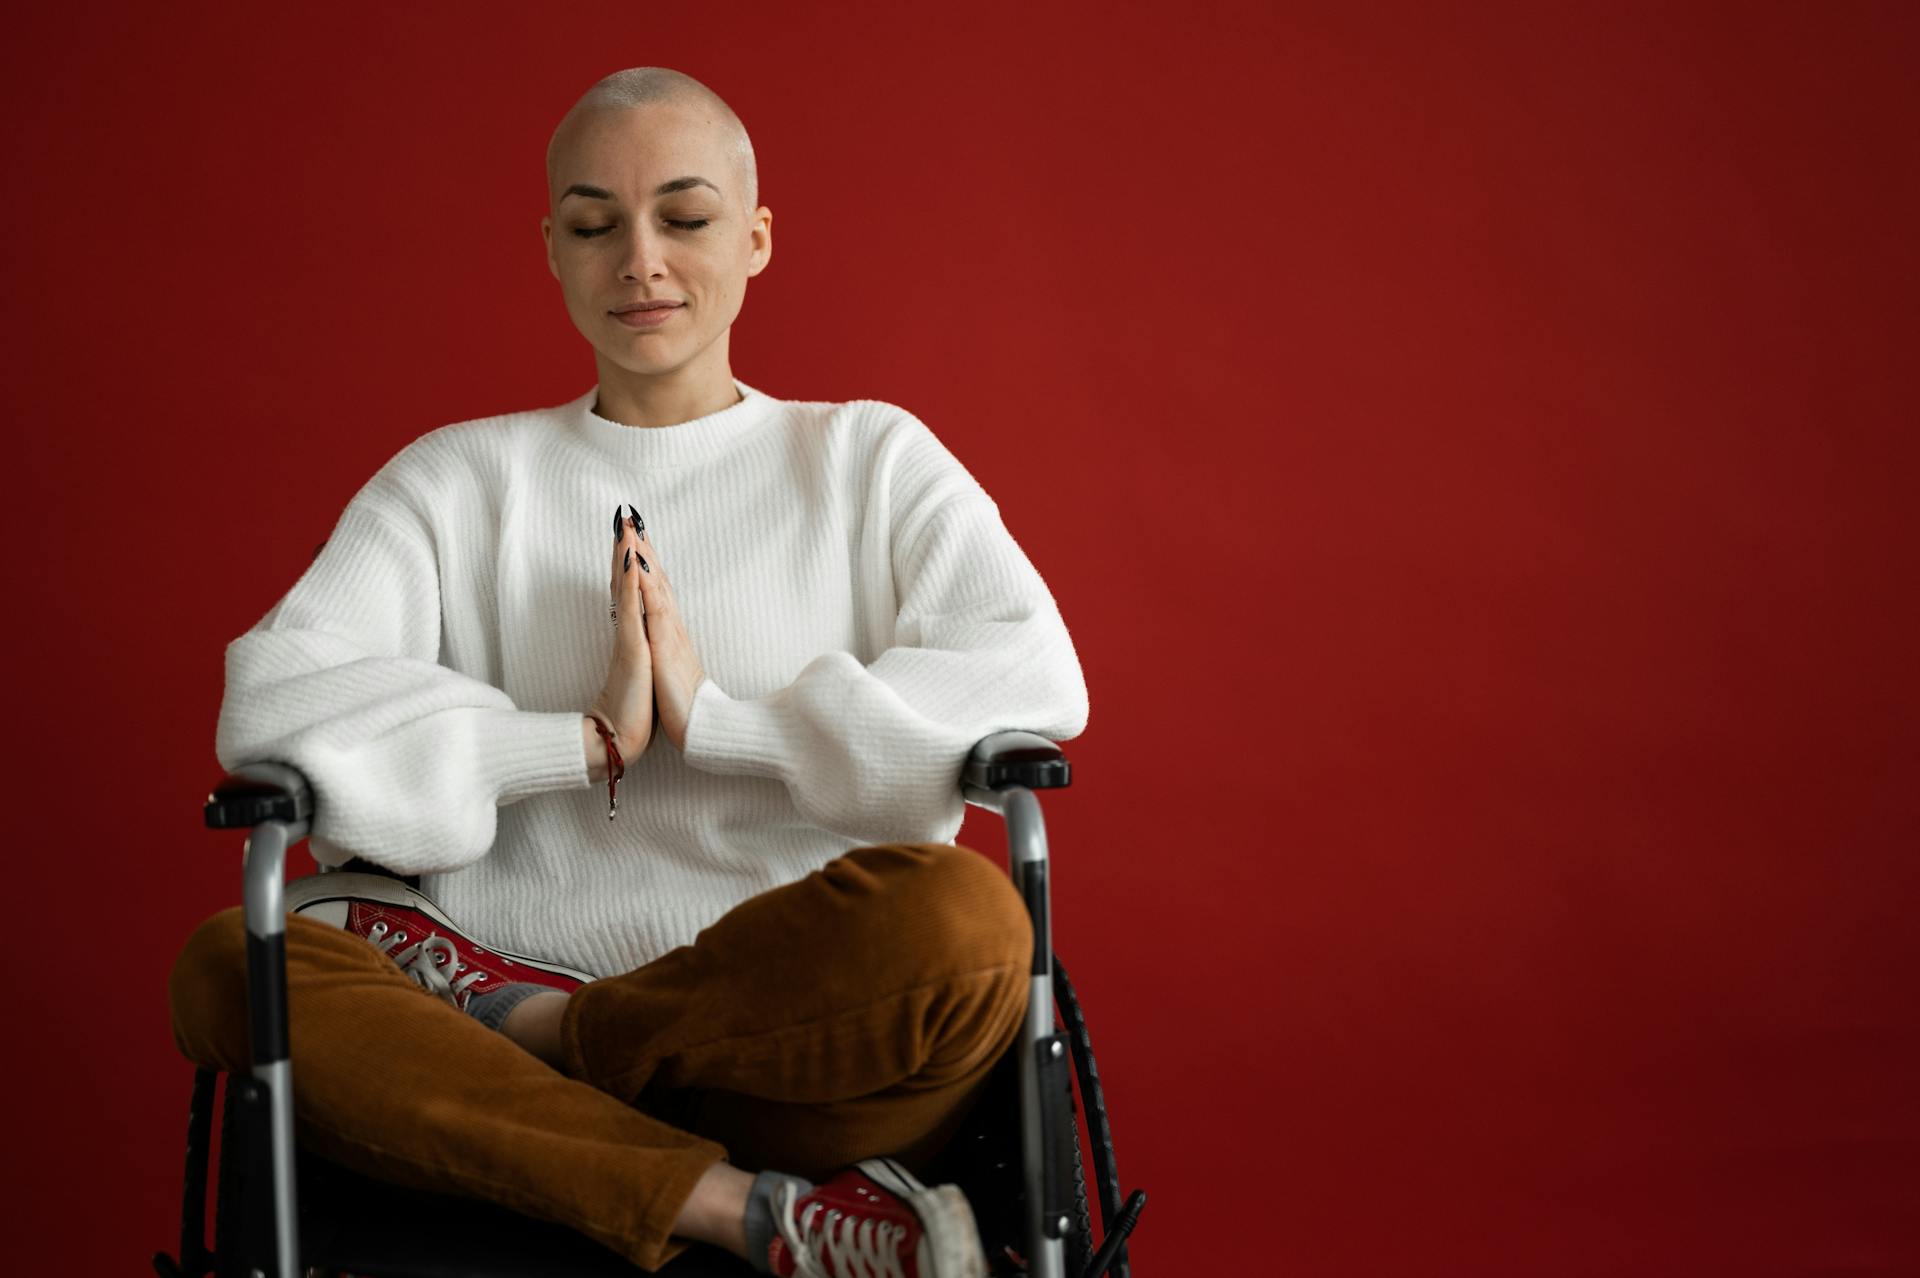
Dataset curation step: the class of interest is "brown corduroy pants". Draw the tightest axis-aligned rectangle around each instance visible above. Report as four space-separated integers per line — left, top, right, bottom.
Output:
166 842 1033 1272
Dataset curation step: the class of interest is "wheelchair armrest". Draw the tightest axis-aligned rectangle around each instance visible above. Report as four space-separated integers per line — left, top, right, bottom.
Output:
963 730 1072 792
205 762 315 830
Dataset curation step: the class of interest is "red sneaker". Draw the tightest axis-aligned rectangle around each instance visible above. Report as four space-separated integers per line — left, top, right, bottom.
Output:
768 1156 987 1278
285 871 594 1010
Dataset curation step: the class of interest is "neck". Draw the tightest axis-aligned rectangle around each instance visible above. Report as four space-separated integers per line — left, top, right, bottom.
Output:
590 342 742 428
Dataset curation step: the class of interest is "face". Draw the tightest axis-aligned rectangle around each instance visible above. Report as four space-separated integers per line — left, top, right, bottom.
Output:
541 101 771 380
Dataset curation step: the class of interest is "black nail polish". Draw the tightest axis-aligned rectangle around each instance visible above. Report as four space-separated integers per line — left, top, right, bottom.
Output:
637 552 650 574
613 505 624 538
628 503 645 538
624 548 631 572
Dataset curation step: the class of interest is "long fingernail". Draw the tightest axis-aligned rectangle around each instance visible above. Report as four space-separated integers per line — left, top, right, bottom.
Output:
613 505 624 538
628 504 645 538
624 548 631 572
637 552 650 574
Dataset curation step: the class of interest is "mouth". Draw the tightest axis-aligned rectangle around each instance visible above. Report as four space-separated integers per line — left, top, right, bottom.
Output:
611 302 683 329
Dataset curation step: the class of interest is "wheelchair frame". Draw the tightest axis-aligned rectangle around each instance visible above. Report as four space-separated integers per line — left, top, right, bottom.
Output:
157 730 1144 1278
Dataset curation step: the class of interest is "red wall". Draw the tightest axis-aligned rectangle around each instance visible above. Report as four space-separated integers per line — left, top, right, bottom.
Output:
6 2 1916 1272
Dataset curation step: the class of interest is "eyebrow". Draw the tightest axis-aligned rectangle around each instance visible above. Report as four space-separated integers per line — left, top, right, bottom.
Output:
561 176 722 202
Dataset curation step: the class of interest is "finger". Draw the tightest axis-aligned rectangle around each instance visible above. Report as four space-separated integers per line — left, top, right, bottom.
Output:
623 508 675 641
626 533 651 645
609 506 646 651
624 505 656 566
609 503 628 590
612 548 642 661
637 525 665 597
612 522 638 637
632 539 658 608
633 544 666 629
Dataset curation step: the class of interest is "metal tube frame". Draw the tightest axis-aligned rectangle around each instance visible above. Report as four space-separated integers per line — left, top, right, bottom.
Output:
235 761 308 1278
964 779 1067 1278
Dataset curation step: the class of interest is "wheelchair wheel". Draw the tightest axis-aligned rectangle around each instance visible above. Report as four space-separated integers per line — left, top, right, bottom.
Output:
1055 953 1137 1278
1066 1121 1094 1276
928 957 1108 1278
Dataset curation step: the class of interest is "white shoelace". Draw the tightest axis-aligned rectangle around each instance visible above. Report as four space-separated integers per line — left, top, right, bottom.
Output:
773 1179 912 1278
366 920 490 1010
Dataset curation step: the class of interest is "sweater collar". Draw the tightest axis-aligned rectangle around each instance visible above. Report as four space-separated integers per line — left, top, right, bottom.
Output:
561 377 779 467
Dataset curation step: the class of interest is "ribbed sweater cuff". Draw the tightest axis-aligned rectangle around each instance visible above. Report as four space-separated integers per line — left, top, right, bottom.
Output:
476 708 592 803
680 678 793 781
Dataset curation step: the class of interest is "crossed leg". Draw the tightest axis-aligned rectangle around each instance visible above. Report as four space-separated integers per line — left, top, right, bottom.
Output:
167 842 1032 1272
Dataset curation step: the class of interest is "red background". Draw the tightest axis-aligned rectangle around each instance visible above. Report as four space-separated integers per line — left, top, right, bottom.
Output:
5 2 1917 1273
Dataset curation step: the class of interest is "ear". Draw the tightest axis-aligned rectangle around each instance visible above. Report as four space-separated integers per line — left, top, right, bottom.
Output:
746 206 773 278
541 215 558 281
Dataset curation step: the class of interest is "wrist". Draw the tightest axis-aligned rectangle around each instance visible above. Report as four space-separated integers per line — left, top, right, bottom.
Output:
583 713 630 819
582 715 609 783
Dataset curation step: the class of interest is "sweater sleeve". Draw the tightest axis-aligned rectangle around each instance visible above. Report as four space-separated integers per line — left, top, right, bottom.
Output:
679 453 1090 845
215 481 590 876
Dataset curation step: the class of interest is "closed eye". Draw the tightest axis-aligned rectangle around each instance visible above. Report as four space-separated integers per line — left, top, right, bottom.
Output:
572 219 709 238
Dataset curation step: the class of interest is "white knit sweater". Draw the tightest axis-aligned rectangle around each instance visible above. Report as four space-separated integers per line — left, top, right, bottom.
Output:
215 378 1090 977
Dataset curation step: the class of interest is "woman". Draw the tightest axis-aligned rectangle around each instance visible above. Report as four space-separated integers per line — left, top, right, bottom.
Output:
167 65 1089 1278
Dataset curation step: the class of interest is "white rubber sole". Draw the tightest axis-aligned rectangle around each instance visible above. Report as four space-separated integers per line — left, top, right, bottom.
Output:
283 871 597 984
856 1156 989 1278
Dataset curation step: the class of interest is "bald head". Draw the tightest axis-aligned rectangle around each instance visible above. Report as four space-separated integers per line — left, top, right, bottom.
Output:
546 67 758 216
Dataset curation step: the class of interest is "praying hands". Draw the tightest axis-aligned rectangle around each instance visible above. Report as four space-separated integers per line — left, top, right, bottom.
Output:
587 504 710 780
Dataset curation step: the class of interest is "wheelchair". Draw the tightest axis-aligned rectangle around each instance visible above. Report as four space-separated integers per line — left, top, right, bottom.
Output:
155 730 1147 1278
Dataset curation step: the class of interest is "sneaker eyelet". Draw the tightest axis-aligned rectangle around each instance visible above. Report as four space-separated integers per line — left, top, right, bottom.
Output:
393 932 408 944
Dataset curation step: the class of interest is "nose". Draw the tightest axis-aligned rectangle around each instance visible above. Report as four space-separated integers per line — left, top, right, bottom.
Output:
619 221 667 283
